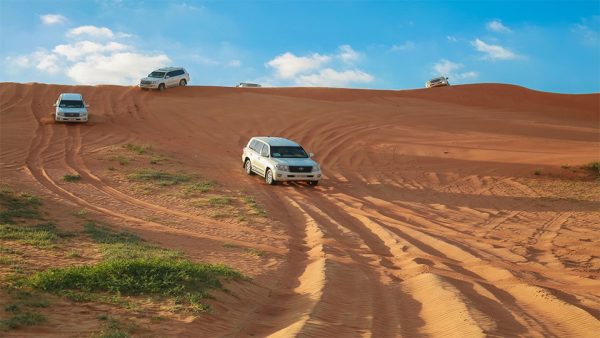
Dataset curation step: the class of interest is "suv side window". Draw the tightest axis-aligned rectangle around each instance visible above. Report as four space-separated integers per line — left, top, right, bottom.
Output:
166 71 176 77
249 139 259 151
259 143 269 157
176 70 185 76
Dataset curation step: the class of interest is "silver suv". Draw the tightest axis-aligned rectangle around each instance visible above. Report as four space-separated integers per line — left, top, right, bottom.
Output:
139 67 189 91
242 137 322 186
54 93 89 123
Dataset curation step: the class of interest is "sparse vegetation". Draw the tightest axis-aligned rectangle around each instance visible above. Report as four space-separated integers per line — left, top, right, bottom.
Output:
208 196 232 207
0 311 46 331
84 222 181 261
243 196 267 217
0 255 16 265
0 189 42 223
245 248 264 257
0 290 48 331
124 143 152 155
110 155 131 166
127 169 190 186
534 169 541 176
149 155 168 165
92 317 133 338
0 223 63 248
583 161 599 176
73 208 88 218
180 181 214 197
62 173 81 182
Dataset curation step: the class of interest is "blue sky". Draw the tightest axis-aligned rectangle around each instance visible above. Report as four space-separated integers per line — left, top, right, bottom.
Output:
0 0 598 93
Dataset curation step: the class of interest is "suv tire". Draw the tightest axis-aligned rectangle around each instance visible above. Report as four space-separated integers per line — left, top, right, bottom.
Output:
265 169 277 185
244 160 254 175
179 79 187 86
158 83 166 91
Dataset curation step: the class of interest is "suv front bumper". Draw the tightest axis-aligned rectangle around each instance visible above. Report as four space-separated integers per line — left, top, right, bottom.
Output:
139 83 159 89
55 115 88 122
273 169 322 182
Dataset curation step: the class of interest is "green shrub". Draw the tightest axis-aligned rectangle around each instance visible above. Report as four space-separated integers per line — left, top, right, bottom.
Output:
29 258 242 312
62 173 81 182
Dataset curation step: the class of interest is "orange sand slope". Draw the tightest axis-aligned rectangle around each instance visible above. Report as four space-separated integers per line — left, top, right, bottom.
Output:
1 82 599 337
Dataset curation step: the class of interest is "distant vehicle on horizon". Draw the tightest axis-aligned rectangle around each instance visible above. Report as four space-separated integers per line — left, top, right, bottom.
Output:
54 93 89 123
426 76 450 88
236 82 262 88
242 136 322 186
139 67 189 91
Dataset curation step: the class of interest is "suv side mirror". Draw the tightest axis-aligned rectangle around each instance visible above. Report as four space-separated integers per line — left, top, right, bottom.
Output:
53 103 57 107
309 152 314 157
165 75 170 78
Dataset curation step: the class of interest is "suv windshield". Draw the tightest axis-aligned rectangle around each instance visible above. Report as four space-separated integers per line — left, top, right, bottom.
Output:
59 100 84 108
148 71 166 78
270 146 308 158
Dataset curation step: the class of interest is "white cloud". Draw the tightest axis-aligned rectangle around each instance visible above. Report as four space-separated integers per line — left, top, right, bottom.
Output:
7 50 63 74
572 17 599 46
338 45 360 63
295 68 373 87
432 59 478 81
267 52 331 79
67 25 115 39
265 46 373 87
9 25 171 85
40 14 67 25
392 41 415 51
487 20 512 33
68 52 170 85
53 41 130 61
472 38 517 60
447 36 458 42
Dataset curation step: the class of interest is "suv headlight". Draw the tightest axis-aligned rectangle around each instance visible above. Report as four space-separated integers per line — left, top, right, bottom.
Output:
275 164 289 171
313 164 320 171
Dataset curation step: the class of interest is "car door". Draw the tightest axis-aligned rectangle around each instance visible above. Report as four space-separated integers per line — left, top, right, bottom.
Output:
165 71 177 87
254 142 269 176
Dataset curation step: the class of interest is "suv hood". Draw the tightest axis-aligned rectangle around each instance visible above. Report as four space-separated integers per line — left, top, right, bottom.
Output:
272 158 317 166
140 76 163 82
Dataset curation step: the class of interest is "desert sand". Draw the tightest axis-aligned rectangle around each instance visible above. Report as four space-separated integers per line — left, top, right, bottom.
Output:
0 82 599 337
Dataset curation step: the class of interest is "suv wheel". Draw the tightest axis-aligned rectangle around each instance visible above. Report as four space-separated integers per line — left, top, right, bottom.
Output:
265 169 277 185
179 79 187 86
244 160 254 175
158 83 166 91
308 181 319 186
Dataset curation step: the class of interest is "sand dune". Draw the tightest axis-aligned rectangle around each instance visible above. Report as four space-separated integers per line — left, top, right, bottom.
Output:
0 82 599 337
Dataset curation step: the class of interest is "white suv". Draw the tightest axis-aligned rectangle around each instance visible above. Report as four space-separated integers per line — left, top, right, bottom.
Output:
242 137 322 186
139 67 189 91
54 93 89 123
425 76 450 88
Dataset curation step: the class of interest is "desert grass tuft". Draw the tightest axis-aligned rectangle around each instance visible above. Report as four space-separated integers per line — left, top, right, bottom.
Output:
123 143 152 155
127 169 190 186
242 196 267 217
62 173 81 182
0 223 64 248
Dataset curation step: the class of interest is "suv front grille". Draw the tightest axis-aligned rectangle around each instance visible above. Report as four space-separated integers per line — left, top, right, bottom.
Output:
65 113 80 117
289 166 312 173
141 80 152 85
